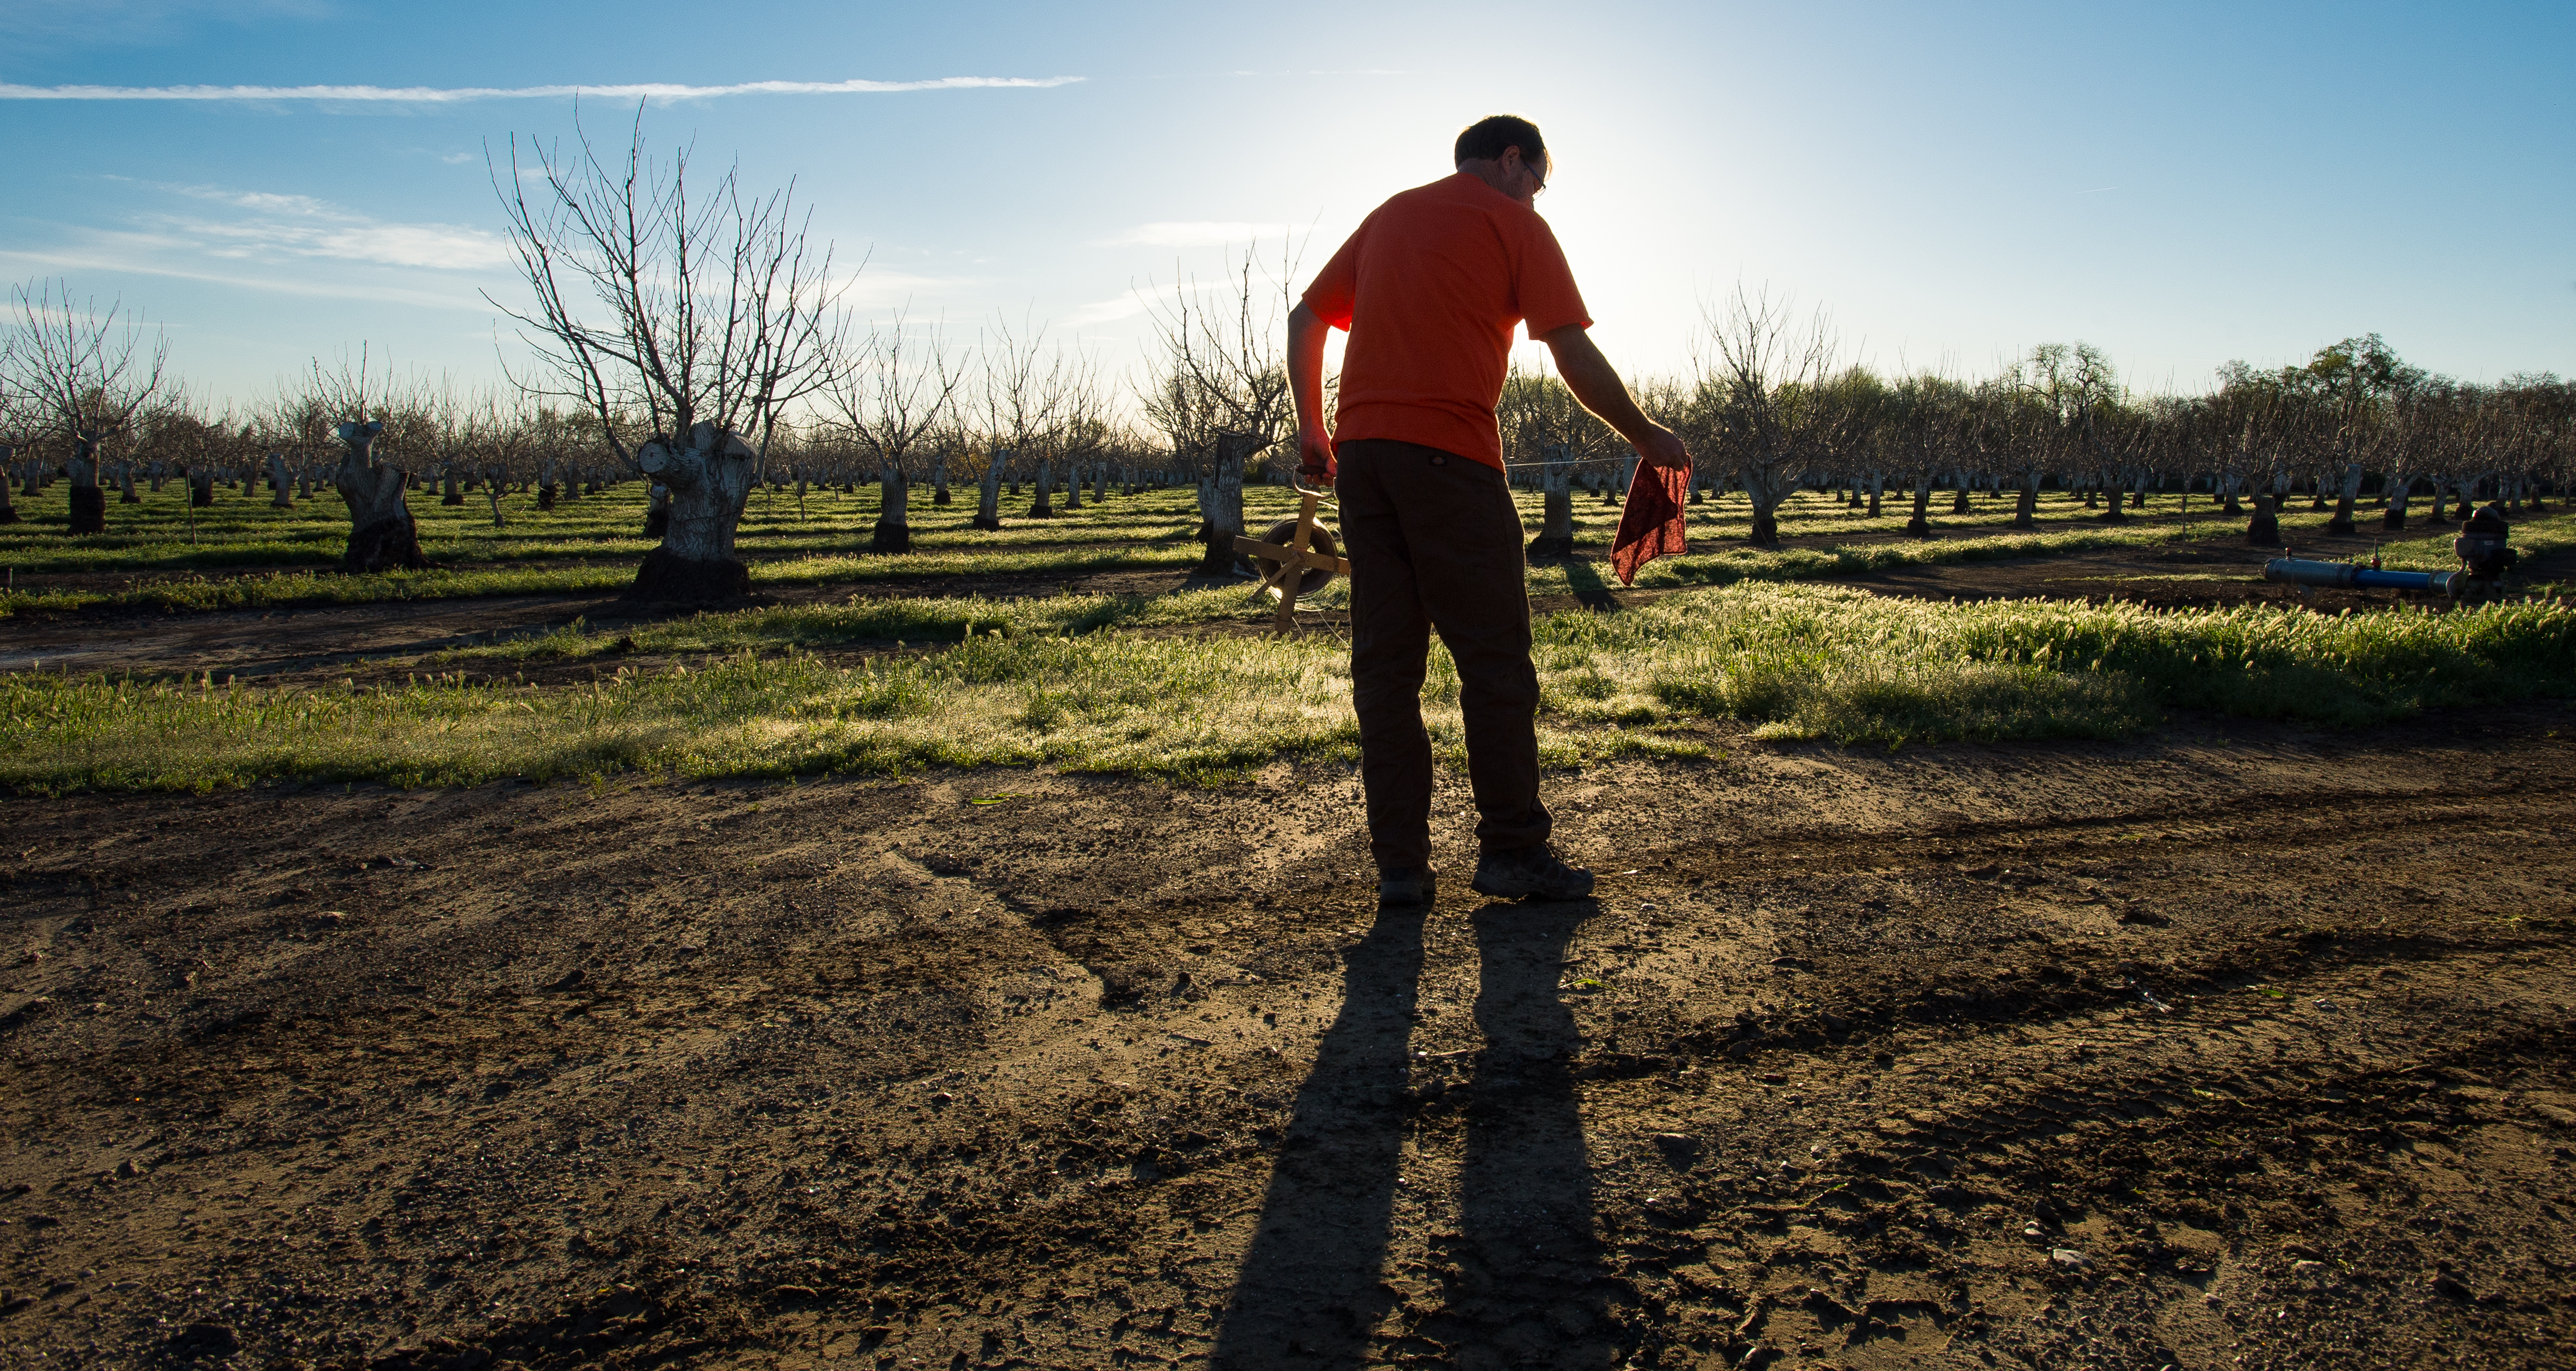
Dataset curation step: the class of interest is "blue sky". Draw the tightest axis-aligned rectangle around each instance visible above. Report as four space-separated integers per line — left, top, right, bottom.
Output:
2 0 2567 411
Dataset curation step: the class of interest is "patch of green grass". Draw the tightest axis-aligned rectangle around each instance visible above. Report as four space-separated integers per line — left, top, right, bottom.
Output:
22 473 2521 616
7 583 2571 794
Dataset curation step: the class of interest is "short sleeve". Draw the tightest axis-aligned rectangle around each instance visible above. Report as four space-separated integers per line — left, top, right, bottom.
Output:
1516 214 1591 338
1301 221 1366 330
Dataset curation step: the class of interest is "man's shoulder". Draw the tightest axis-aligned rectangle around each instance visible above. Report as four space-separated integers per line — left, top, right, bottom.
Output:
1369 174 1537 233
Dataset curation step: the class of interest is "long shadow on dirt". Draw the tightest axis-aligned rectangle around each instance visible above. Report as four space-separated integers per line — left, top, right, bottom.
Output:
1214 900 1613 1369
1212 911 1424 1366
1442 901 1615 1367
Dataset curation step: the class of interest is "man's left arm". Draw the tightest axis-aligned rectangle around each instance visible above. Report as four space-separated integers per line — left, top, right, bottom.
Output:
1541 325 1689 470
1288 301 1334 485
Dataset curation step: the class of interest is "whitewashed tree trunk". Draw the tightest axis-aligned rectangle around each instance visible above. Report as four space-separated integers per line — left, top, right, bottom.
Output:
2327 461 2364 534
0 447 18 524
267 452 296 508
973 448 1008 531
631 421 758 600
1062 461 1083 511
331 421 427 572
871 464 911 553
1530 442 1575 555
932 453 952 506
1029 458 1056 517
1739 462 1795 545
2015 466 2042 528
1196 433 1253 575
65 436 105 533
2385 469 2412 529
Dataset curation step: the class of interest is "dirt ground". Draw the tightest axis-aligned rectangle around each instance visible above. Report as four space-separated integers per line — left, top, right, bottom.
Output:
4 700 2573 1369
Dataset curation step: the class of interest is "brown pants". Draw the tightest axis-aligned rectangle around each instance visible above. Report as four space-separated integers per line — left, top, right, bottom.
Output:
1337 438 1550 871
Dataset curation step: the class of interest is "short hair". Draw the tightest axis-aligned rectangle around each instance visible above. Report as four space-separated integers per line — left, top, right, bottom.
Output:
1454 115 1550 180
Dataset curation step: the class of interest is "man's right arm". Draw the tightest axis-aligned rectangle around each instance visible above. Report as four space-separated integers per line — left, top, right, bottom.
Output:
1288 301 1334 485
1542 324 1689 471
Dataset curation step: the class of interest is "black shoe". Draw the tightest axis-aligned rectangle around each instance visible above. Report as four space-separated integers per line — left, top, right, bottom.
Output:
1471 846 1594 901
1377 865 1437 910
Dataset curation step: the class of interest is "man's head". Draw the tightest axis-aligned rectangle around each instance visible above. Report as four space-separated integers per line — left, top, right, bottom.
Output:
1454 114 1549 204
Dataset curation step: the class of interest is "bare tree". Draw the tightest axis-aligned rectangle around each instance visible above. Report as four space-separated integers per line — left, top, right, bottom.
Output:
3 279 168 535
825 305 960 553
1694 287 1838 547
490 105 848 600
1140 242 1301 574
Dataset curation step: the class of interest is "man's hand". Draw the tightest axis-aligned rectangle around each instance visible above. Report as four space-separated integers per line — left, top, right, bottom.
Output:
1633 424 1689 472
1296 424 1337 487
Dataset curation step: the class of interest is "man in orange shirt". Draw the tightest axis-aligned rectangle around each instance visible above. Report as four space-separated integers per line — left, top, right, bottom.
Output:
1289 114 1690 910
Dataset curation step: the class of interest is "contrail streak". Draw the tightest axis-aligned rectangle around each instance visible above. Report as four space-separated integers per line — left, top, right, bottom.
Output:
0 76 1083 102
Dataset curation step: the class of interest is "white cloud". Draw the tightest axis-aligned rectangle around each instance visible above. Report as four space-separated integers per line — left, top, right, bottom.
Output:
1101 221 1294 248
0 75 1082 102
1062 293 1150 328
0 240 495 312
138 181 510 270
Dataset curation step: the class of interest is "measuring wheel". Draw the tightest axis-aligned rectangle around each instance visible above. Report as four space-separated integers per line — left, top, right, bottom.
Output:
1231 482 1353 631
1251 517 1342 600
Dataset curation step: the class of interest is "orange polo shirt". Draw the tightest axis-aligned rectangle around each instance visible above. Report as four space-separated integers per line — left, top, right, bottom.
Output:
1301 171 1592 472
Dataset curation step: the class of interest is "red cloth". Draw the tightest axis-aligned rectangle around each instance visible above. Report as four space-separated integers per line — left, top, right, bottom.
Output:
1301 173 1592 473
1610 463 1689 585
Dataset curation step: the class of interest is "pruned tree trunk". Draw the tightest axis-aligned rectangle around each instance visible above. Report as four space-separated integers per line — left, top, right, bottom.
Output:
2383 472 2412 530
2245 494 2282 547
1062 462 1082 512
1529 444 1576 556
2097 468 2130 523
2014 468 2041 529
189 469 215 507
331 422 428 572
267 453 296 509
631 422 757 601
871 466 911 554
1740 464 1792 547
973 448 1008 531
2327 461 2363 534
640 482 668 539
932 454 952 506
1197 432 1252 575
1029 459 1056 518
1950 470 1972 514
1905 471 1933 538
0 449 18 524
441 470 465 506
66 438 106 534
1094 462 1110 503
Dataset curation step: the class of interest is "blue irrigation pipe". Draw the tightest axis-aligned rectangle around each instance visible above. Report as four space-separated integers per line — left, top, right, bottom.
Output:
2264 557 2464 596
